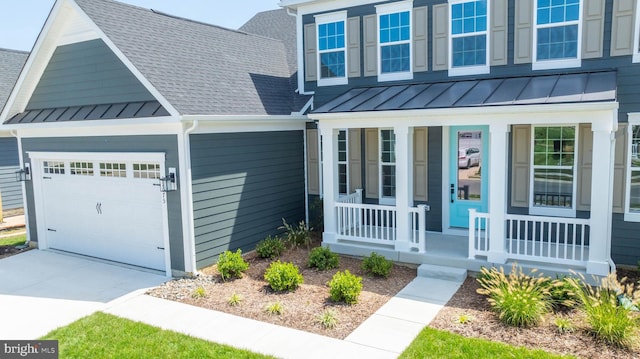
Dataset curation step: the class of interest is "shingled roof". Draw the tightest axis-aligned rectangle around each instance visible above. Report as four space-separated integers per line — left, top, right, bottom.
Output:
0 49 28 115
73 0 305 116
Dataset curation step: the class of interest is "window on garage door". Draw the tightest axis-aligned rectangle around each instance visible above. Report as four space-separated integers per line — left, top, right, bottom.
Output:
100 162 126 177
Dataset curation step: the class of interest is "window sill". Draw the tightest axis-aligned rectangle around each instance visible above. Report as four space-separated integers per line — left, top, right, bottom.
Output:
633 53 640 64
379 197 396 206
532 58 581 71
624 212 640 222
529 207 576 218
317 77 348 87
378 71 413 83
448 65 490 77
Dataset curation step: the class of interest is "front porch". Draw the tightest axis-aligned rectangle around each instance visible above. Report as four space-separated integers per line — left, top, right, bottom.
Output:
326 190 595 275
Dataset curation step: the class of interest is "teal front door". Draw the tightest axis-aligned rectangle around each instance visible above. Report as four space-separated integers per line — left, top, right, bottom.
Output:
449 126 489 228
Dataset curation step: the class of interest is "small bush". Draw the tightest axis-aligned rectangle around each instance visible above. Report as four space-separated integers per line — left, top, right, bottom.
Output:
255 236 285 259
280 219 312 248
265 302 284 315
217 249 249 281
457 314 474 324
554 317 575 334
329 270 363 305
565 273 639 347
361 252 393 278
548 276 580 309
308 246 339 270
264 261 304 292
191 286 207 299
317 309 338 329
227 293 242 307
476 265 552 328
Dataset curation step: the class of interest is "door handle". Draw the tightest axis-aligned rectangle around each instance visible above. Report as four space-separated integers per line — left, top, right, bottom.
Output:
96 202 102 214
450 184 455 203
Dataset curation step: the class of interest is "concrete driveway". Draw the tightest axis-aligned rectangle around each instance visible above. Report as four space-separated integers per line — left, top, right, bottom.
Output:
0 250 167 339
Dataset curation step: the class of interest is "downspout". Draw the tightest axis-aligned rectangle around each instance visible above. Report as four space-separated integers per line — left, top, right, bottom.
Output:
303 128 310 228
286 7 315 96
182 120 199 275
10 129 30 245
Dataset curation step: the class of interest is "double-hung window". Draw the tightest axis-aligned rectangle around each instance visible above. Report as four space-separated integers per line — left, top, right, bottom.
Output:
376 1 413 82
533 0 581 70
316 11 347 86
338 130 349 195
380 129 396 205
530 126 577 217
625 120 640 221
449 0 489 76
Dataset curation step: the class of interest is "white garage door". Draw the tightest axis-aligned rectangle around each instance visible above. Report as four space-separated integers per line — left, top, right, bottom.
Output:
30 153 168 272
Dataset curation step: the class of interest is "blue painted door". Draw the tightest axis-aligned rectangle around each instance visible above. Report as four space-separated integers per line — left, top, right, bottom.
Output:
449 126 489 228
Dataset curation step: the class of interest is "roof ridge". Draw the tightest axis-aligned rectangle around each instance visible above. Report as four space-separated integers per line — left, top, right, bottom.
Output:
80 0 285 44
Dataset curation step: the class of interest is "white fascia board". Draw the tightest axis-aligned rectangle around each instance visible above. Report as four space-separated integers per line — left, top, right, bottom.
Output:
66 0 180 118
290 0 386 15
27 151 166 162
12 119 182 138
311 101 619 128
182 115 307 134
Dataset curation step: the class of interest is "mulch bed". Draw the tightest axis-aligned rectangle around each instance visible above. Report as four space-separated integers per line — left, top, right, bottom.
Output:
148 242 417 339
430 269 640 359
0 245 31 260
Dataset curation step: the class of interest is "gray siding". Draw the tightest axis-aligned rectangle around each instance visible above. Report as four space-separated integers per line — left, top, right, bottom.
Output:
190 131 305 268
0 137 22 210
26 39 155 110
21 135 185 271
611 214 640 266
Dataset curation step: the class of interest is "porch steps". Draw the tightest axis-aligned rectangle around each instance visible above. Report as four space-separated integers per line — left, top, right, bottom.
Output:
417 264 467 282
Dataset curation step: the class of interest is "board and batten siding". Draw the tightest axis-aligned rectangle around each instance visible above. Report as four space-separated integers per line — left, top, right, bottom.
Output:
190 131 305 269
20 135 185 271
0 137 22 210
26 39 155 110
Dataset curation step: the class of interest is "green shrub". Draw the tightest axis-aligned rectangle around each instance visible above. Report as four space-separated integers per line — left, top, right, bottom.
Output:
310 198 324 232
280 219 312 248
255 236 285 259
317 309 338 329
329 270 363 305
476 265 552 328
554 317 575 334
308 246 339 270
547 276 580 309
264 261 304 292
361 252 393 278
265 302 284 315
217 250 249 281
565 273 639 347
191 286 207 299
457 314 474 324
227 293 242 307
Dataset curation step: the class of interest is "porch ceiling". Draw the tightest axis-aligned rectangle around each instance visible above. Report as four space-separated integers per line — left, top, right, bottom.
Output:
313 71 617 114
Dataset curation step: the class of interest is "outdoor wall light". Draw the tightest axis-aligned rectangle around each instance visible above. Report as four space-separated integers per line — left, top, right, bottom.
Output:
16 163 31 182
159 167 178 192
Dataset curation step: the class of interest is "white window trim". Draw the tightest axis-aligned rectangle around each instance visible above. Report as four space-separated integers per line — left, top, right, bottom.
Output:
337 129 350 195
625 115 640 221
448 0 491 77
528 125 578 218
633 2 640 63
379 128 396 205
532 0 582 71
376 0 414 82
315 11 348 87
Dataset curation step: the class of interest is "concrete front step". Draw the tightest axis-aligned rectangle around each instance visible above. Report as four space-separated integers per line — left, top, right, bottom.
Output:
417 264 467 282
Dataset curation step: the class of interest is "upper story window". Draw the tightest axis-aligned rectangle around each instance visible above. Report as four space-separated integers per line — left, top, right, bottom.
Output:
376 1 413 82
530 126 577 217
533 0 581 70
449 0 489 76
315 11 348 86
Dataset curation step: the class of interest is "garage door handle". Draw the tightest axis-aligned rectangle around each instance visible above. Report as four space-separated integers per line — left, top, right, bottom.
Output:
157 247 165 250
43 176 52 180
47 228 57 232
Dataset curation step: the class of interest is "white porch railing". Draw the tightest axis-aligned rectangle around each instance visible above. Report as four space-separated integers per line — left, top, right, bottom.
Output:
335 190 426 252
469 210 591 266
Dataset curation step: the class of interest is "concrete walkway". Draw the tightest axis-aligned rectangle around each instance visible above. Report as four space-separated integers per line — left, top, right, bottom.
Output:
106 275 464 359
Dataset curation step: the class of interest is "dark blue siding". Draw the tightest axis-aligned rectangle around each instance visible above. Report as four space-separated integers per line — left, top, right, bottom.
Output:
26 39 155 110
0 137 22 210
20 135 185 271
611 214 640 266
190 131 305 268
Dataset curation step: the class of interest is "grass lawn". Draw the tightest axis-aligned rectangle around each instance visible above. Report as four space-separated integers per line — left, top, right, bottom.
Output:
0 234 26 247
400 327 575 359
41 312 274 359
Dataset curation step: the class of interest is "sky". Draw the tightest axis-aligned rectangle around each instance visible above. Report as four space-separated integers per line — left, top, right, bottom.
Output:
0 0 282 52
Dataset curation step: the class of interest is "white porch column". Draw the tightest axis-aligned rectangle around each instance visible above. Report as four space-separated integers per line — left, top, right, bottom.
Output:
487 123 509 264
320 126 339 244
587 119 616 276
394 125 414 252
